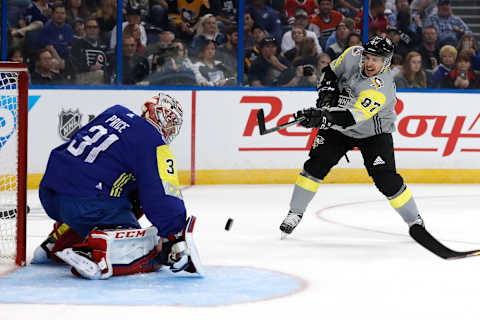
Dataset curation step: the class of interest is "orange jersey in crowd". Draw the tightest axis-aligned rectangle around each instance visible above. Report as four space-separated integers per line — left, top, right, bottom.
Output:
311 10 343 38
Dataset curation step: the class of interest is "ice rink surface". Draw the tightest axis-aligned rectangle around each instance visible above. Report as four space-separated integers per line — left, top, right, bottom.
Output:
2 183 480 320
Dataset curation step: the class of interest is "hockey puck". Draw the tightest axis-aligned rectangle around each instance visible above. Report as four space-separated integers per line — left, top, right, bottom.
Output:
225 218 234 231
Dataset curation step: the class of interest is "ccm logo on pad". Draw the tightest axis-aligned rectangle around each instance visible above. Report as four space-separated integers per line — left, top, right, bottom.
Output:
114 230 146 239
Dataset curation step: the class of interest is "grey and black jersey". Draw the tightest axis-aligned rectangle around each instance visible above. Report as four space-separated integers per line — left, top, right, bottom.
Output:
327 46 397 139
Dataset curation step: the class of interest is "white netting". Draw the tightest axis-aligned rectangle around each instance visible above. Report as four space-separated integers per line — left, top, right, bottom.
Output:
0 71 20 263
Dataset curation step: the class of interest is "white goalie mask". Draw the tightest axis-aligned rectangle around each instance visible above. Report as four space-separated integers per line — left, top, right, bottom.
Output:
141 93 183 144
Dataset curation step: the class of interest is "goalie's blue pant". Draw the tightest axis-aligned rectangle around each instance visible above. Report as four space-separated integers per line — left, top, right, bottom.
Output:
39 184 141 237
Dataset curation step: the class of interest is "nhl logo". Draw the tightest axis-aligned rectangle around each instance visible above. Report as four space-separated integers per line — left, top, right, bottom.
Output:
58 109 82 141
312 135 325 149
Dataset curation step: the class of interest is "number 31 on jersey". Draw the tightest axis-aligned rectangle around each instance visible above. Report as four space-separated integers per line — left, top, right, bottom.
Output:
156 145 182 199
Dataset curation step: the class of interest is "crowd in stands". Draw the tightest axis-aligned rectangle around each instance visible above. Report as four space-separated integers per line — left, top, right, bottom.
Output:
5 0 480 89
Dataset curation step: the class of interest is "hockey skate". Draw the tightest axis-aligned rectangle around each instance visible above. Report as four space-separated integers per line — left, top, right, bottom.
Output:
280 211 303 239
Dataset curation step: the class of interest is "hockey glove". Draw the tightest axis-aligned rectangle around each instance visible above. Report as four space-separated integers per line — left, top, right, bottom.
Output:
295 107 332 129
316 65 339 109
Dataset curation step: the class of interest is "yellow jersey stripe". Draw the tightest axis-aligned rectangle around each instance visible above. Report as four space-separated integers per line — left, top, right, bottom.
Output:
333 46 354 69
110 173 133 197
295 174 320 193
389 187 412 208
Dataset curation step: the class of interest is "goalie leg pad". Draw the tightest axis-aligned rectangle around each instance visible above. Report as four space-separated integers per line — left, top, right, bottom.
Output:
56 227 161 279
32 222 84 264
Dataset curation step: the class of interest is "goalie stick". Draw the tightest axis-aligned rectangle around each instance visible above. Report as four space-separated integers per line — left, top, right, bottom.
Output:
256 108 305 135
0 205 30 219
409 224 480 260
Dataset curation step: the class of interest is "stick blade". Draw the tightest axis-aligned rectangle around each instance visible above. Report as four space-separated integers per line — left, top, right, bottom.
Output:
409 224 480 260
257 109 267 135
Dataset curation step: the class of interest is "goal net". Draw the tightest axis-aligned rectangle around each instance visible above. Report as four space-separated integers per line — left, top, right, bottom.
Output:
0 63 28 266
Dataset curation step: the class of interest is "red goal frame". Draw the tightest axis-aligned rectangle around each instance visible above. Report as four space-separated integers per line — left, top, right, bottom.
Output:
0 62 28 266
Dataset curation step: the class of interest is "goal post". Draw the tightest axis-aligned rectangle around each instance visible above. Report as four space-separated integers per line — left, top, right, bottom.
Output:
0 62 28 266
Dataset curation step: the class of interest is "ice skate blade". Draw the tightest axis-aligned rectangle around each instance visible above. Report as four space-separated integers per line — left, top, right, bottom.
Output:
280 232 289 240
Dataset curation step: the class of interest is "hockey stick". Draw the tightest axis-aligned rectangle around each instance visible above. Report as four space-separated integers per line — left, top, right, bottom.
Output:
0 205 30 219
257 108 306 135
409 224 480 260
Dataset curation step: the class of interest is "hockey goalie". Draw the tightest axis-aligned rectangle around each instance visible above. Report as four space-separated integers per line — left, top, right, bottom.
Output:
32 93 204 279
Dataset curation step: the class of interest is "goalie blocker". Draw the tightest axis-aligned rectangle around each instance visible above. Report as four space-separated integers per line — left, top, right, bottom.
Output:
55 216 204 279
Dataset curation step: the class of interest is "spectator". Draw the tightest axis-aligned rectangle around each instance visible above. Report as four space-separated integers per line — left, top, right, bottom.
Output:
118 36 150 84
148 30 176 70
123 23 146 56
430 44 457 88
244 12 255 52
31 48 63 84
70 17 108 84
10 0 48 42
394 2 422 48
326 21 350 60
415 25 440 71
456 33 478 57
285 37 320 87
354 0 389 36
410 0 437 21
95 0 117 33
190 14 226 58
281 8 322 55
390 52 404 77
192 40 233 86
292 37 319 67
210 0 238 30
388 0 411 27
394 51 428 88
72 17 86 40
334 0 361 18
215 25 238 79
149 0 169 29
315 52 331 76
284 27 306 62
66 0 91 26
386 25 409 57
126 0 150 21
39 4 74 72
110 7 147 50
424 0 471 47
311 0 344 49
247 36 291 86
246 0 282 40
167 0 210 40
283 0 319 24
324 17 354 49
144 40 197 85
8 47 26 64
442 50 479 89
346 31 362 47
244 25 267 72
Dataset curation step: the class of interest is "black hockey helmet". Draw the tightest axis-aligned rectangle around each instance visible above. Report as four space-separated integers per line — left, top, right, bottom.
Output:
361 36 394 73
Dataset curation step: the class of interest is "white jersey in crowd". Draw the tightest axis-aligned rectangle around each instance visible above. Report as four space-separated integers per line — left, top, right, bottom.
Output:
328 46 397 139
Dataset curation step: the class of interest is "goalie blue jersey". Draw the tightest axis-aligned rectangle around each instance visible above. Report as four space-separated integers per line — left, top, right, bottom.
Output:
41 105 186 235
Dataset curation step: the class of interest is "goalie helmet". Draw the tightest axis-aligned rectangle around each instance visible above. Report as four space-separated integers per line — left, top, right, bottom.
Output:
361 36 394 74
141 93 183 144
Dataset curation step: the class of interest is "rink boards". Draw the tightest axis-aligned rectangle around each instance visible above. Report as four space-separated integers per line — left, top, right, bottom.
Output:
17 90 480 186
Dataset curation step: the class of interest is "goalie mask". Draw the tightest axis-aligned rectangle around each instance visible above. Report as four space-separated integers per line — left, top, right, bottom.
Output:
142 93 183 144
360 36 394 75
